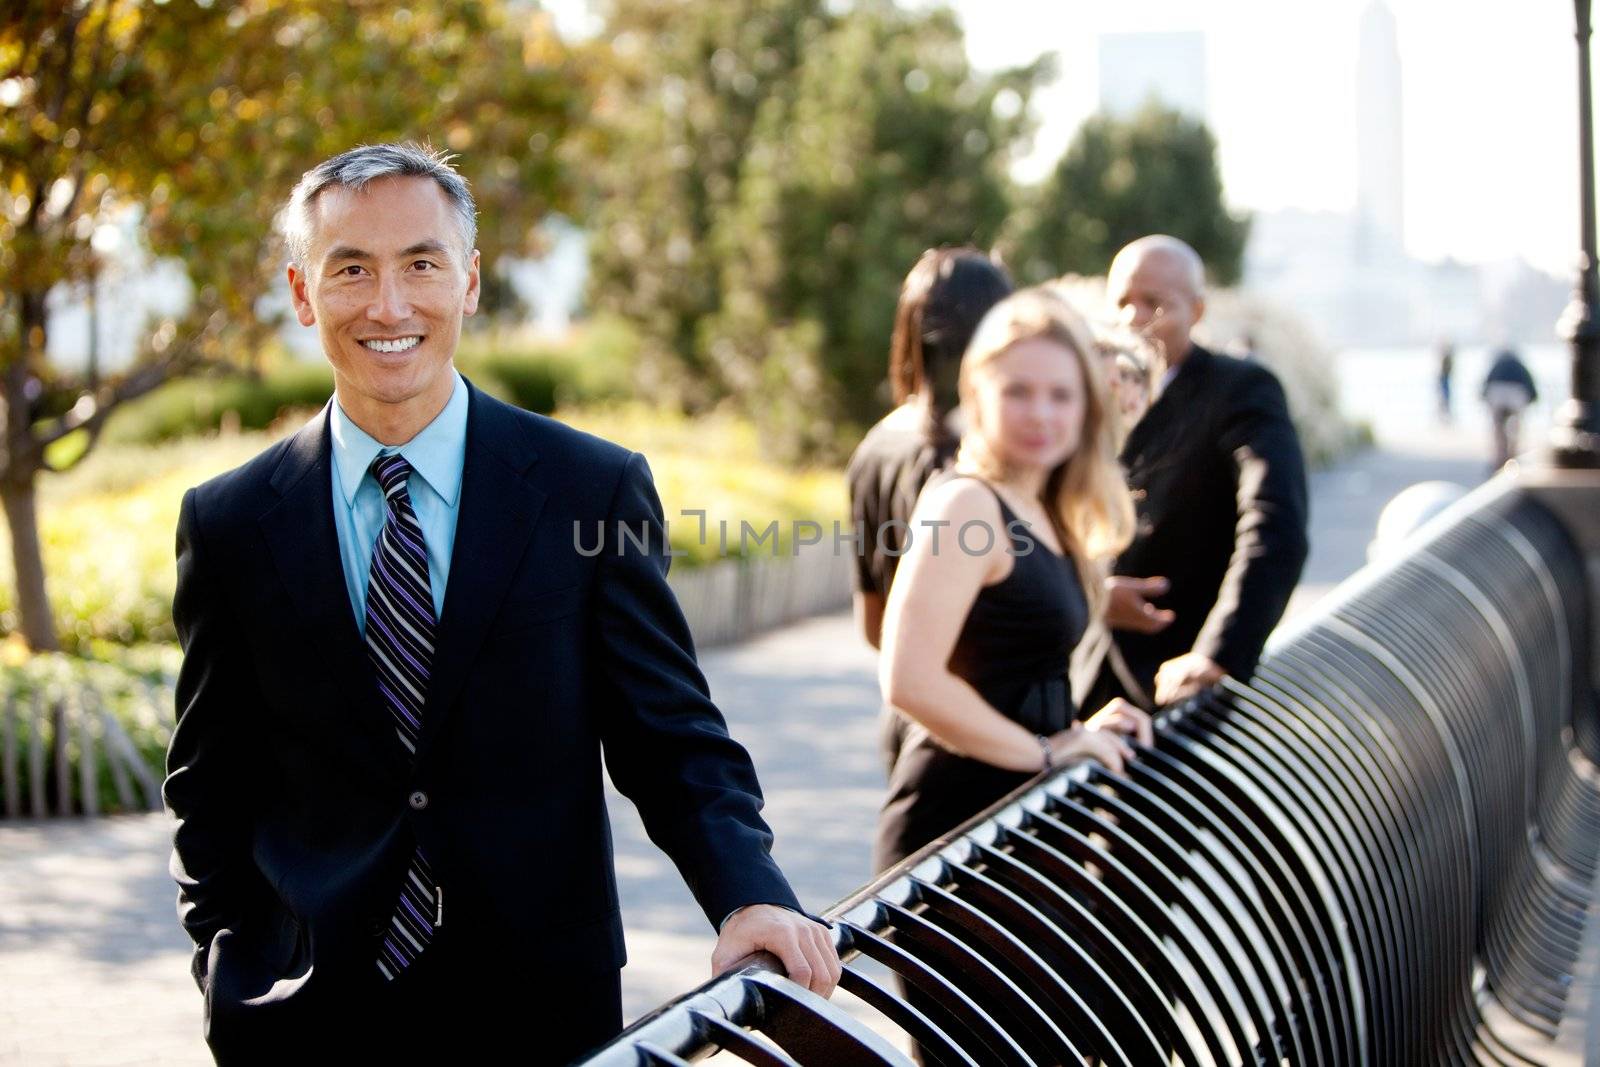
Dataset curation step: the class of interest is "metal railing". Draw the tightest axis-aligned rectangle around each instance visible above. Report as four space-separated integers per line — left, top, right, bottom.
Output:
580 476 1600 1066
0 668 170 819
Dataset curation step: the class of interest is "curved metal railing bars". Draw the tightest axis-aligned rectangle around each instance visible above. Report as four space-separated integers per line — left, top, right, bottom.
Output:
579 478 1599 1066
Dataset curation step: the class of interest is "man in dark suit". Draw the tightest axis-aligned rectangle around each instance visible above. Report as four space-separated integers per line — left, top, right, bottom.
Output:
163 143 838 1065
1094 235 1310 709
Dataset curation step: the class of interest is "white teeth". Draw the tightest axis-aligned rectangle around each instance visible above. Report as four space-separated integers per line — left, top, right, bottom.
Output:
362 337 421 353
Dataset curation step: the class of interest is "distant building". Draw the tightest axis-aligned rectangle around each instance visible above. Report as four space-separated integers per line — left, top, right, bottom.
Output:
1246 206 1562 347
1355 0 1405 264
1242 1 1563 348
1098 32 1208 121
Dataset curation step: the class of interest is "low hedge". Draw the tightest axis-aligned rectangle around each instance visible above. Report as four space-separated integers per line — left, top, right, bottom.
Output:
0 643 179 818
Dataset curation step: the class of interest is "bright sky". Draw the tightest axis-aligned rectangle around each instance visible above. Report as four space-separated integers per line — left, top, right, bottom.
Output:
545 0 1594 275
943 0 1592 275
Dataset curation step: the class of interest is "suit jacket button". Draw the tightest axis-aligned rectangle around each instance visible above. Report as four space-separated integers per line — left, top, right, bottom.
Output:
408 790 429 810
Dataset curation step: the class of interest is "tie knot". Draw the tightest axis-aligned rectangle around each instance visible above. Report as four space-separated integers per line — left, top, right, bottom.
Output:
371 453 414 499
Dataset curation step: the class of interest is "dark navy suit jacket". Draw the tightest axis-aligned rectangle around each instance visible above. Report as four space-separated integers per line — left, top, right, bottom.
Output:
163 378 801 1054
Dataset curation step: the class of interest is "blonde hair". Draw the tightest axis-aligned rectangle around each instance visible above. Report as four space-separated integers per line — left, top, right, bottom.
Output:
1091 323 1162 443
955 288 1136 616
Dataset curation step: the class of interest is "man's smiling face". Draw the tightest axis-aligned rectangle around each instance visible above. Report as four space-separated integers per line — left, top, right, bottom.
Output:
288 174 480 425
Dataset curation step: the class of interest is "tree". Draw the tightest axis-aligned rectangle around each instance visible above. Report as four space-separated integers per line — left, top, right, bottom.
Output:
585 0 1045 455
1 0 591 650
1009 103 1251 286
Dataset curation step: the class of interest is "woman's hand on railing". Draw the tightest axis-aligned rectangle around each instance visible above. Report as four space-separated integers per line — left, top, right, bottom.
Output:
1048 720 1136 776
1083 698 1155 748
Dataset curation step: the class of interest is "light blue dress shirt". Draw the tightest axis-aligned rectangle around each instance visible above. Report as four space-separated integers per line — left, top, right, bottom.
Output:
330 369 468 634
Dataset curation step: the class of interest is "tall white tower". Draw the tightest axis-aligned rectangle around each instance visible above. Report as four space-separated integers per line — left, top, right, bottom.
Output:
1355 0 1404 263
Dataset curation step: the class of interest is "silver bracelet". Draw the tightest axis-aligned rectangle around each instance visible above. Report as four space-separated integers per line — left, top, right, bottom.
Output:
1036 733 1054 772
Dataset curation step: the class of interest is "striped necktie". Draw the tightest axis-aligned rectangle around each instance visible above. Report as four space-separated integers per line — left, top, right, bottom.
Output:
366 453 439 981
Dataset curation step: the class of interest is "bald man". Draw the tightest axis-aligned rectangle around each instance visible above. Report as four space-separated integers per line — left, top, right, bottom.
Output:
1092 235 1309 710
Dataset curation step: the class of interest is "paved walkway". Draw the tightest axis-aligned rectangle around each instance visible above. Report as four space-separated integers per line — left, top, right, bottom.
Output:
0 423 1487 1064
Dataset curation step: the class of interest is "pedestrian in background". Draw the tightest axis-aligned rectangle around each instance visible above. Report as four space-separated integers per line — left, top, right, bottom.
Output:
1436 337 1455 421
1482 345 1538 469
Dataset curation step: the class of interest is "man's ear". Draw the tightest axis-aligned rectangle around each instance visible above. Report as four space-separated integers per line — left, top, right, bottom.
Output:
1190 293 1206 329
288 264 316 327
462 248 482 316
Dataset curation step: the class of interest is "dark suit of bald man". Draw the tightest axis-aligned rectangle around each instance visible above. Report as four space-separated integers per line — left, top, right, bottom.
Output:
1093 342 1310 707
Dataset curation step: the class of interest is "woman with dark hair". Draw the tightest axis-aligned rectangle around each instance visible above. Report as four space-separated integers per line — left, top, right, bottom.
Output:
845 247 1014 651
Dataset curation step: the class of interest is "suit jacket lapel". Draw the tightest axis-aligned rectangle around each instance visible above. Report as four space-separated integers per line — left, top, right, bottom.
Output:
1122 343 1213 469
417 382 547 757
258 405 410 787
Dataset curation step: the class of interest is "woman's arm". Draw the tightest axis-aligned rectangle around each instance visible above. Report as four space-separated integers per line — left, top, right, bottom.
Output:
879 479 1053 771
881 478 1137 774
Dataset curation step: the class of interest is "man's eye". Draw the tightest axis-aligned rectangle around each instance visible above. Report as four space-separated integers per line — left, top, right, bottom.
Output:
338 265 366 276
413 260 437 271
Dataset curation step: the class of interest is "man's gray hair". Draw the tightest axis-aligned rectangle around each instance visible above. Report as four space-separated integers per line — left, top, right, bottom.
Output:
282 141 477 266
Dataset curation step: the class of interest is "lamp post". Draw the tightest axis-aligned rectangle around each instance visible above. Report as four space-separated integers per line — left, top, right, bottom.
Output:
1552 0 1600 466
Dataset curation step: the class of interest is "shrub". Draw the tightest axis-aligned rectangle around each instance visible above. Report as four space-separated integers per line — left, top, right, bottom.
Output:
102 362 337 445
2 404 846 649
102 320 643 444
0 643 179 818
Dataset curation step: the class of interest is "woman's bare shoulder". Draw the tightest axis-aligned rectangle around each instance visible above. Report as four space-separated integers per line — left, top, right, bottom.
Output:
910 474 1007 549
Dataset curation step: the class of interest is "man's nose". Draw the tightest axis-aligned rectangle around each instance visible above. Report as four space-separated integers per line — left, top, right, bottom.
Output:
367 273 412 323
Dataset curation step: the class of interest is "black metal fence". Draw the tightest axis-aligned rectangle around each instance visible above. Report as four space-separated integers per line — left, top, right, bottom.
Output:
580 480 1599 1066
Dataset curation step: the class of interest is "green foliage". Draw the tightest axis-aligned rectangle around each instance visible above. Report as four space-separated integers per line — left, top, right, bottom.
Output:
101 321 642 444
0 644 179 817
0 432 276 650
3 0 595 373
560 402 848 566
0 405 845 650
1 0 597 648
457 318 641 414
584 0 1046 458
102 362 336 444
1009 103 1251 286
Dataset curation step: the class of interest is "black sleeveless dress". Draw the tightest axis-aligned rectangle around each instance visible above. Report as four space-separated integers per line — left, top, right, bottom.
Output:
872 472 1091 873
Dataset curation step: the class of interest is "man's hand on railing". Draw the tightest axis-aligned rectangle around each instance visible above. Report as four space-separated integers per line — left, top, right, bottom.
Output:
712 904 841 998
1154 653 1227 706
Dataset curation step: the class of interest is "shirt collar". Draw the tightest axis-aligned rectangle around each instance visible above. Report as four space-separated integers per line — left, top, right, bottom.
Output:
1158 341 1208 394
330 368 468 508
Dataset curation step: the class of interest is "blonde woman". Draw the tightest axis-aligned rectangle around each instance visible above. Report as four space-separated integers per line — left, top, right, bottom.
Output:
873 288 1154 875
